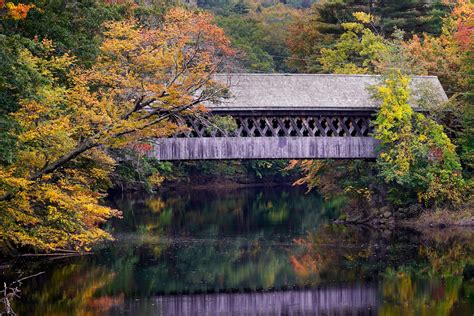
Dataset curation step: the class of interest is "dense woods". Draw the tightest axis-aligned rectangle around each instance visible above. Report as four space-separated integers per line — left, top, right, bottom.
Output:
288 2 473 221
0 0 472 253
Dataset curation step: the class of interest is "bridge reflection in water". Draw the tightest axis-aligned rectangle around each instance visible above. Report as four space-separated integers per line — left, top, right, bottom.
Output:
112 286 377 315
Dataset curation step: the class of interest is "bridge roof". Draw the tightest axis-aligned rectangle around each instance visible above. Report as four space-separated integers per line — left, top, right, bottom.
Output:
208 74 448 112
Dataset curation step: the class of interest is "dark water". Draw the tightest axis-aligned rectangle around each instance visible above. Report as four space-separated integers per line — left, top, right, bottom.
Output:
2 186 473 315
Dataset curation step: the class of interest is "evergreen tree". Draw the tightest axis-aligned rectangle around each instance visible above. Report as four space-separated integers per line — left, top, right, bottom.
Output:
374 0 449 36
314 0 449 37
232 0 250 14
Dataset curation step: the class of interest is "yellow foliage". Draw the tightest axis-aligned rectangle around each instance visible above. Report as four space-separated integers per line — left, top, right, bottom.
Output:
352 12 373 24
374 72 465 205
374 73 414 179
319 13 387 74
0 8 233 252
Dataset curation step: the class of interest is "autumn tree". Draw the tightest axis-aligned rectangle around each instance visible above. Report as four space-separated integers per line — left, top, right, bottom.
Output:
0 8 233 252
0 1 35 20
286 8 330 72
397 1 472 94
398 1 473 174
291 4 471 213
0 0 136 168
0 0 170 66
319 12 388 74
374 73 465 205
287 0 451 72
291 73 466 211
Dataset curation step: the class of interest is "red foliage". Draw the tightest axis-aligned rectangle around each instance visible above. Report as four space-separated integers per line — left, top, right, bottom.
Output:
454 19 473 51
132 143 153 155
428 147 444 162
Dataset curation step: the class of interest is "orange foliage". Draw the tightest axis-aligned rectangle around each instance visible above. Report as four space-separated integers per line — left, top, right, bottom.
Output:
1 2 35 20
401 0 473 93
87 294 124 312
452 0 474 51
287 12 330 72
290 254 319 278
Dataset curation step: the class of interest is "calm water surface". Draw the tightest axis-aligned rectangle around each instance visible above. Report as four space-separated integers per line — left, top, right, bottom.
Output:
2 186 473 315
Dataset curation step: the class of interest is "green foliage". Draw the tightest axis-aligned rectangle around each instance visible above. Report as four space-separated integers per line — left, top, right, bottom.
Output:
0 0 131 66
290 159 379 218
374 73 465 206
244 160 292 179
232 0 250 14
197 0 317 14
112 148 172 192
162 159 297 185
319 12 388 74
0 36 37 165
172 160 249 183
316 0 449 37
197 0 234 15
206 115 238 135
216 14 275 71
216 4 298 72
372 0 449 36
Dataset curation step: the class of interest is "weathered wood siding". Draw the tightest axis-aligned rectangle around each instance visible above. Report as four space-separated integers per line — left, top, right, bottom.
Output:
151 137 379 160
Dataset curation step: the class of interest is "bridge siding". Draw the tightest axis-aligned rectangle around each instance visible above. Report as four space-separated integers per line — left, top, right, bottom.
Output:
151 137 379 160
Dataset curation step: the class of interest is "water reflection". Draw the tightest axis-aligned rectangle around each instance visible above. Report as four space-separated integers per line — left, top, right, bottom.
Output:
2 186 473 315
292 226 474 316
108 286 378 315
108 186 339 240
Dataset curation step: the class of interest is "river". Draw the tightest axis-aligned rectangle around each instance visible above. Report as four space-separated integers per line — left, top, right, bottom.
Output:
1 185 473 315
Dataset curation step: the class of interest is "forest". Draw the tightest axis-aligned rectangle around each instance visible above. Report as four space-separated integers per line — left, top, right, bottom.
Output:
0 0 472 254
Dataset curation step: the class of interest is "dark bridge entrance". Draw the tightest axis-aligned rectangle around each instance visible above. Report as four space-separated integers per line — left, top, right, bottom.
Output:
150 74 447 160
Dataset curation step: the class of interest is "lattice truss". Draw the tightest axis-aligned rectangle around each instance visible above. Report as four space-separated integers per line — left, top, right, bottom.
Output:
175 115 373 138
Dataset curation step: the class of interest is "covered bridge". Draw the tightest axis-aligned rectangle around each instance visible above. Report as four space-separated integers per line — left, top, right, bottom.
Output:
151 74 447 160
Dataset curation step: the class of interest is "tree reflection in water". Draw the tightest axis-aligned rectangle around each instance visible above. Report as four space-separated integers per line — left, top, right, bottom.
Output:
3 186 473 315
292 225 474 316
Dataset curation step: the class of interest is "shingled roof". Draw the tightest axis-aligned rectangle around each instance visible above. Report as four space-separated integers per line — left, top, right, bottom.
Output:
208 74 448 111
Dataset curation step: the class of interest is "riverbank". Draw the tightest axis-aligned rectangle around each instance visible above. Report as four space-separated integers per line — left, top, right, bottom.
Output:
334 205 474 230
400 206 474 228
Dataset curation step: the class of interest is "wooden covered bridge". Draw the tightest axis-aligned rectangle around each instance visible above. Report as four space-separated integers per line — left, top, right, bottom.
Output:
151 74 447 160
